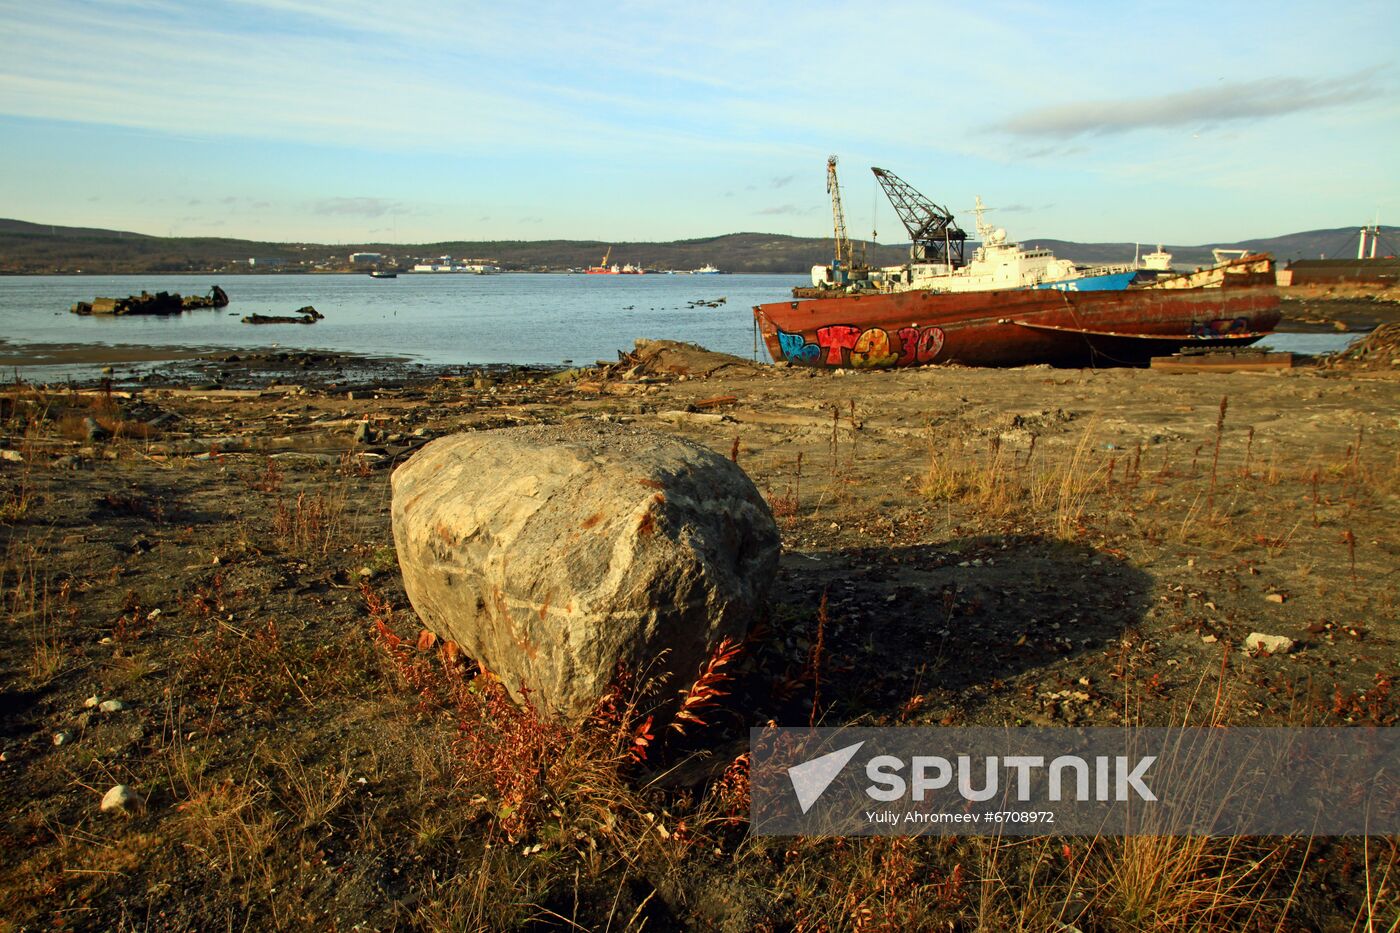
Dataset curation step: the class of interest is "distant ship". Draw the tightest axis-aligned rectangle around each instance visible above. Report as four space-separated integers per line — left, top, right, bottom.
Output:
692 263 722 274
369 270 397 279
587 247 646 274
411 257 500 273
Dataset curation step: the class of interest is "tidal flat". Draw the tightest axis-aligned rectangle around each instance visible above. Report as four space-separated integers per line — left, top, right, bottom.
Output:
1 335 1396 930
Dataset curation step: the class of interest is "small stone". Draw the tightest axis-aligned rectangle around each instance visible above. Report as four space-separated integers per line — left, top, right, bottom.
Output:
0 449 22 463
83 417 111 442
84 695 100 708
99 699 126 713
1244 633 1295 656
1264 593 1286 603
1201 634 1218 644
54 731 74 746
100 785 139 813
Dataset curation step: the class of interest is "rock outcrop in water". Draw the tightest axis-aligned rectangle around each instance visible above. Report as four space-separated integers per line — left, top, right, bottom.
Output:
390 422 780 723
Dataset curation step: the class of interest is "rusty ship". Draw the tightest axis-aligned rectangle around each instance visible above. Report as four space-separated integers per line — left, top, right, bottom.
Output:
755 252 1280 368
757 162 1281 368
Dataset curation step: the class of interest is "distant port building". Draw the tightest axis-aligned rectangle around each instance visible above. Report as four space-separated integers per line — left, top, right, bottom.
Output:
248 257 285 268
411 255 501 274
350 252 383 265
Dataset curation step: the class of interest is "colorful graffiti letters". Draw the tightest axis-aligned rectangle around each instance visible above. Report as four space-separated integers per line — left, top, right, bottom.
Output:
917 326 945 362
849 327 900 368
1191 317 1250 338
779 324 946 368
777 329 822 363
815 325 862 365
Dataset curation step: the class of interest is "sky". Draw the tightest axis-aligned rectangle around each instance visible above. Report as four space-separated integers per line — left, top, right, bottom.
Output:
0 0 1396 246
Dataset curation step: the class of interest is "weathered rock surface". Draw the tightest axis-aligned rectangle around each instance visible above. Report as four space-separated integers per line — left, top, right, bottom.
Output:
391 423 779 723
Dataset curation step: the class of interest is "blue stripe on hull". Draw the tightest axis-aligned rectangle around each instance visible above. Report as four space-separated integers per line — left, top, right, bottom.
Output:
1033 271 1140 292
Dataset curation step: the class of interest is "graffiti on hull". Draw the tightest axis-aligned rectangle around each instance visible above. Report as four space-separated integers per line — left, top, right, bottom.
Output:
1191 317 1250 338
777 325 946 368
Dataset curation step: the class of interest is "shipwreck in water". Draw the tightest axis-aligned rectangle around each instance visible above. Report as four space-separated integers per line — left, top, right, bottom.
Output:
70 285 229 316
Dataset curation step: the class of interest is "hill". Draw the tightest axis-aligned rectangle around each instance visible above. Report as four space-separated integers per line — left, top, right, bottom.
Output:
1 219 1394 275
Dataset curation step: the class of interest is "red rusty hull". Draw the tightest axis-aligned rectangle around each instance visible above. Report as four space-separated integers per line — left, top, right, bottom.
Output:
753 285 1282 368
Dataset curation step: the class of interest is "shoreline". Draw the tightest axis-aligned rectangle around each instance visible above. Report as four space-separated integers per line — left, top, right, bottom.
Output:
0 294 1393 374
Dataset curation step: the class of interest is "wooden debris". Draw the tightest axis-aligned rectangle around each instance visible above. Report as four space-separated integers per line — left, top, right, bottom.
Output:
1150 351 1294 373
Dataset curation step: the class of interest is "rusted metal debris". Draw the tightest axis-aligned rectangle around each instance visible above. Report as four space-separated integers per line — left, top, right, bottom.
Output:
242 306 324 325
70 285 229 316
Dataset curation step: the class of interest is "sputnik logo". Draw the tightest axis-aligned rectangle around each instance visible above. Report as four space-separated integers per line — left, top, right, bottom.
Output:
788 741 865 813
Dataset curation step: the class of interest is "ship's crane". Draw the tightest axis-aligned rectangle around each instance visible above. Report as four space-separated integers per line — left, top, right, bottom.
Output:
826 156 852 272
871 167 967 267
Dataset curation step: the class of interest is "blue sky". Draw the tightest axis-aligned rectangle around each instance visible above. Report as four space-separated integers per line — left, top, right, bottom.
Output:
1 0 1396 245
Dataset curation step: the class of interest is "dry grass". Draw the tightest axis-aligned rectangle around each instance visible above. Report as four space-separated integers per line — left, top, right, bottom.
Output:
921 420 1106 538
3 536 75 684
272 486 350 558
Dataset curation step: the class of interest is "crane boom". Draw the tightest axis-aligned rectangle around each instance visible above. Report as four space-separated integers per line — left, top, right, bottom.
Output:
827 156 851 270
871 166 967 266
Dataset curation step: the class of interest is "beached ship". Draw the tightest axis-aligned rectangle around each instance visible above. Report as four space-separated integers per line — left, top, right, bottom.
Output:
755 251 1280 368
765 162 1279 367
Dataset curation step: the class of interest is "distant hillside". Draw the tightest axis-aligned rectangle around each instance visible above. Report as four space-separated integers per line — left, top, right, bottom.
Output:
2 218 1394 275
0 219 156 239
1028 226 1399 268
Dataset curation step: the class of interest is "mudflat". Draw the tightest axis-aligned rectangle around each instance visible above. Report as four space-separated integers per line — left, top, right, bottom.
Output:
1 335 1396 929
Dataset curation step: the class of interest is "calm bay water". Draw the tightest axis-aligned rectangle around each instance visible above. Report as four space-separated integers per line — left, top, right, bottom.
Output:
0 273 1358 381
0 273 801 378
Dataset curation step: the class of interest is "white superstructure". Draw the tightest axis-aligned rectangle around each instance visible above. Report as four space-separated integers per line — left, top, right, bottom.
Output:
875 198 1102 293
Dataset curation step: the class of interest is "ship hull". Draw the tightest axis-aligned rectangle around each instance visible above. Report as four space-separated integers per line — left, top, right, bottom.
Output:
754 285 1281 369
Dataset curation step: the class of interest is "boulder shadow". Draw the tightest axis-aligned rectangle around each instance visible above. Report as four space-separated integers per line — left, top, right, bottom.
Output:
757 533 1155 723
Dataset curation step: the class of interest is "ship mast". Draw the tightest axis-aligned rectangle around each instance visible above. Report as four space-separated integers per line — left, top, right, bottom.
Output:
827 156 852 271
870 167 967 267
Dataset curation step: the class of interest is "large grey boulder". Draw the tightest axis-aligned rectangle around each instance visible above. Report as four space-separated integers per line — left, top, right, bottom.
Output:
391 423 780 724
